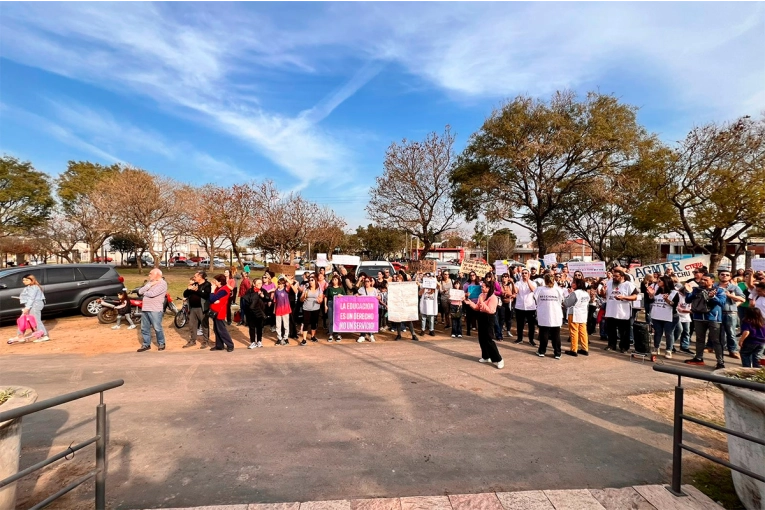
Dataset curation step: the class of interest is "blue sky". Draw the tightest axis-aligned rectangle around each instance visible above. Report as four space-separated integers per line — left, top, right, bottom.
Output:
1 2 764 238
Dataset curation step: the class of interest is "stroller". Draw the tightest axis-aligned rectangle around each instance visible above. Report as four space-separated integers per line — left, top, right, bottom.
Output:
7 314 45 344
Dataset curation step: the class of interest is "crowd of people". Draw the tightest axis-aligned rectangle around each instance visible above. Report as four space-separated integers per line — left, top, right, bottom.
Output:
158 261 765 370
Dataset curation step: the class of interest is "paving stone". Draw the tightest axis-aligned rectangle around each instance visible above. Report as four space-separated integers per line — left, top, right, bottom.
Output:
680 485 724 510
632 485 702 510
351 498 402 510
400 496 453 510
300 501 352 510
495 491 554 510
589 488 656 510
249 504 301 510
543 489 606 509
448 493 504 510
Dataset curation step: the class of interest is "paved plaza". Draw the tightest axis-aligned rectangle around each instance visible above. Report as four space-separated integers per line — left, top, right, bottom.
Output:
3 334 719 509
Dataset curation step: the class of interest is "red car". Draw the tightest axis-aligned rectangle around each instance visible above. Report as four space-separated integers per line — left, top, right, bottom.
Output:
93 256 113 263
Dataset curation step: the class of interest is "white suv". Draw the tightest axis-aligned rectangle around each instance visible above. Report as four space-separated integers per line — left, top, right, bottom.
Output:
355 261 396 278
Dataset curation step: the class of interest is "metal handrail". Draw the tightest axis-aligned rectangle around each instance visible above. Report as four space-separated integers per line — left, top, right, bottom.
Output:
0 379 124 509
652 365 765 497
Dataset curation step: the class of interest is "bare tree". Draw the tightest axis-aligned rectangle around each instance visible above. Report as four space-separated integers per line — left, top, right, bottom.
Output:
367 126 459 256
36 213 83 263
180 184 229 266
221 181 278 266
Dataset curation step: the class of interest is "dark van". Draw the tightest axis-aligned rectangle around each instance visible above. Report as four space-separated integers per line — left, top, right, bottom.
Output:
0 264 126 322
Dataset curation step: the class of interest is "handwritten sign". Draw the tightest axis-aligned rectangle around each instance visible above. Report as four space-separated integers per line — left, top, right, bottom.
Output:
526 260 541 271
460 259 492 277
494 260 509 276
268 263 295 277
410 259 437 274
333 296 379 333
332 255 361 266
449 289 465 301
543 253 557 267
387 282 420 322
567 261 607 278
751 259 765 271
422 277 437 289
628 255 711 281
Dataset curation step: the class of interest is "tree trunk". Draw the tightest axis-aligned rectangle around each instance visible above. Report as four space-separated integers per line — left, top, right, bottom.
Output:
709 252 724 273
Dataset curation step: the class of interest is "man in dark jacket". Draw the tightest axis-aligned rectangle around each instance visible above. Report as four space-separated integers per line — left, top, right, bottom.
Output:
182 271 212 349
245 279 270 349
684 273 726 369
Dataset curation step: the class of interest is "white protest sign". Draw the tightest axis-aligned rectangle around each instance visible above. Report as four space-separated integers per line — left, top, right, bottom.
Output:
422 277 437 289
387 282 420 322
317 253 328 264
543 253 557 267
449 289 465 301
332 254 361 266
526 260 541 271
751 259 765 271
567 261 607 278
628 255 711 281
494 260 509 276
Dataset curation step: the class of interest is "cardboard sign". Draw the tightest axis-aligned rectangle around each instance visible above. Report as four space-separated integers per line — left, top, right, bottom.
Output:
494 260 509 276
543 253 557 267
387 282 420 322
628 255 711 281
449 289 465 301
567 261 607 278
422 277 437 289
332 296 379 333
751 259 765 271
459 259 492 277
268 263 295 277
410 259 437 274
332 254 361 266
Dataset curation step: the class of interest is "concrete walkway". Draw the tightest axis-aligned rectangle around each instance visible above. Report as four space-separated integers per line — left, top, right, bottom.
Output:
155 485 722 510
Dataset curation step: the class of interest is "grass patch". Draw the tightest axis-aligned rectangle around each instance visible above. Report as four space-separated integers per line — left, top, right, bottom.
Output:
115 267 266 302
0 388 16 406
724 367 765 384
690 462 745 509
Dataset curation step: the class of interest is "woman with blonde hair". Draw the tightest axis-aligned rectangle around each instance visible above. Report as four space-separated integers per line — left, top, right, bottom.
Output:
18 274 49 342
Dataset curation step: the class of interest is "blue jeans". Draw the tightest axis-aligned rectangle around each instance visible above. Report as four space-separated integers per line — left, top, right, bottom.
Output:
141 311 165 347
720 312 739 353
740 341 765 368
450 305 463 336
676 321 691 349
652 317 678 351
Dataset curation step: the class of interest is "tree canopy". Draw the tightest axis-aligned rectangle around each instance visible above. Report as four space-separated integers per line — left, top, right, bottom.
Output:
0 155 54 238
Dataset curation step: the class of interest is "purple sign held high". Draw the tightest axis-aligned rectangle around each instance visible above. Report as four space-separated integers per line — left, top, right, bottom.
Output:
333 296 379 333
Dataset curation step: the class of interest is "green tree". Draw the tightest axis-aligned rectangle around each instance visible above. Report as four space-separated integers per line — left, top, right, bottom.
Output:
57 160 119 210
450 90 647 255
0 155 54 238
355 224 406 260
637 115 765 272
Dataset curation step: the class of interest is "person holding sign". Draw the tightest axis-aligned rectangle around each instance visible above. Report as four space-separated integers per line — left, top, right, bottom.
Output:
357 277 381 342
438 272 453 329
325 274 346 342
419 277 438 336
514 269 538 347
602 268 638 353
462 272 481 336
464 279 503 369
449 281 464 338
650 276 679 358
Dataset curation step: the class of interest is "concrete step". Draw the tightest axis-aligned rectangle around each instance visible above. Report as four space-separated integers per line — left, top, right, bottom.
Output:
148 484 723 510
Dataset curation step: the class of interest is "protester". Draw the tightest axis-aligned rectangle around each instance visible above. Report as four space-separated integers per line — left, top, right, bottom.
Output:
535 273 565 359
601 268 637 353
438 271 453 328
182 271 212 349
738 307 765 368
238 271 252 326
513 269 538 347
563 278 590 356
300 274 323 345
419 279 438 336
356 276 380 342
463 272 481 336
224 268 237 326
464 279 503 369
450 279 463 338
209 274 235 352
261 272 277 332
393 273 419 341
676 295 693 354
245 279 269 349
650 276 679 358
499 273 516 339
325 274 346 342
683 273 726 368
137 269 168 352
273 277 293 345
716 269 745 359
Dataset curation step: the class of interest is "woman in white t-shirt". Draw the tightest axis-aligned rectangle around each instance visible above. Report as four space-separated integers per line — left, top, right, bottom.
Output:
563 278 590 357
650 276 679 358
534 273 566 359
513 269 538 346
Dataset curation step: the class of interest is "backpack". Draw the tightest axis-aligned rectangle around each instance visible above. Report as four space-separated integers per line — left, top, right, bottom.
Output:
691 290 712 315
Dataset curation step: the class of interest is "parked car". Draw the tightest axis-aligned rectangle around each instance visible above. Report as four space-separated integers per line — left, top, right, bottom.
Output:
200 258 226 268
93 256 114 263
125 256 153 266
173 260 198 268
0 264 126 322
188 256 205 263
355 261 396 278
243 261 265 270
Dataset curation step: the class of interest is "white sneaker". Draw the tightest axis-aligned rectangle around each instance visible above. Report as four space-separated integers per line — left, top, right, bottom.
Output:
496 360 505 369
111 325 121 330
357 336 365 343
451 334 456 338
248 342 257 349
336 334 342 341
256 341 262 348
369 335 375 342
33 336 50 343
478 358 489 363
197 328 203 336
665 351 672 359
128 325 136 330
457 334 462 338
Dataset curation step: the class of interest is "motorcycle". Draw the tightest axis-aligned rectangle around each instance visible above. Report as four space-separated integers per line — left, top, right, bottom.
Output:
97 289 176 324
174 297 189 328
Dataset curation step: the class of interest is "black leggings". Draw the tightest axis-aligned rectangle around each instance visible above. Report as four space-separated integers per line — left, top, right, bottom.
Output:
247 315 263 344
303 308 319 330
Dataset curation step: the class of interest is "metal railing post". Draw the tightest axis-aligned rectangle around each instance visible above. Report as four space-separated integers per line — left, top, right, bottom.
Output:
95 393 106 510
667 376 685 497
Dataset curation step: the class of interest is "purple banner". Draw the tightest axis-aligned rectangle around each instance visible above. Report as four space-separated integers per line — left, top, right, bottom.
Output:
333 295 379 333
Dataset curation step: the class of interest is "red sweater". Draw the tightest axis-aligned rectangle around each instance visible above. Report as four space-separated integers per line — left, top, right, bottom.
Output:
209 287 230 320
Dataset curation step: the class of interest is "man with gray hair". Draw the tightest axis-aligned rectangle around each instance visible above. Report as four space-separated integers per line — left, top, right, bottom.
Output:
137 268 168 352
